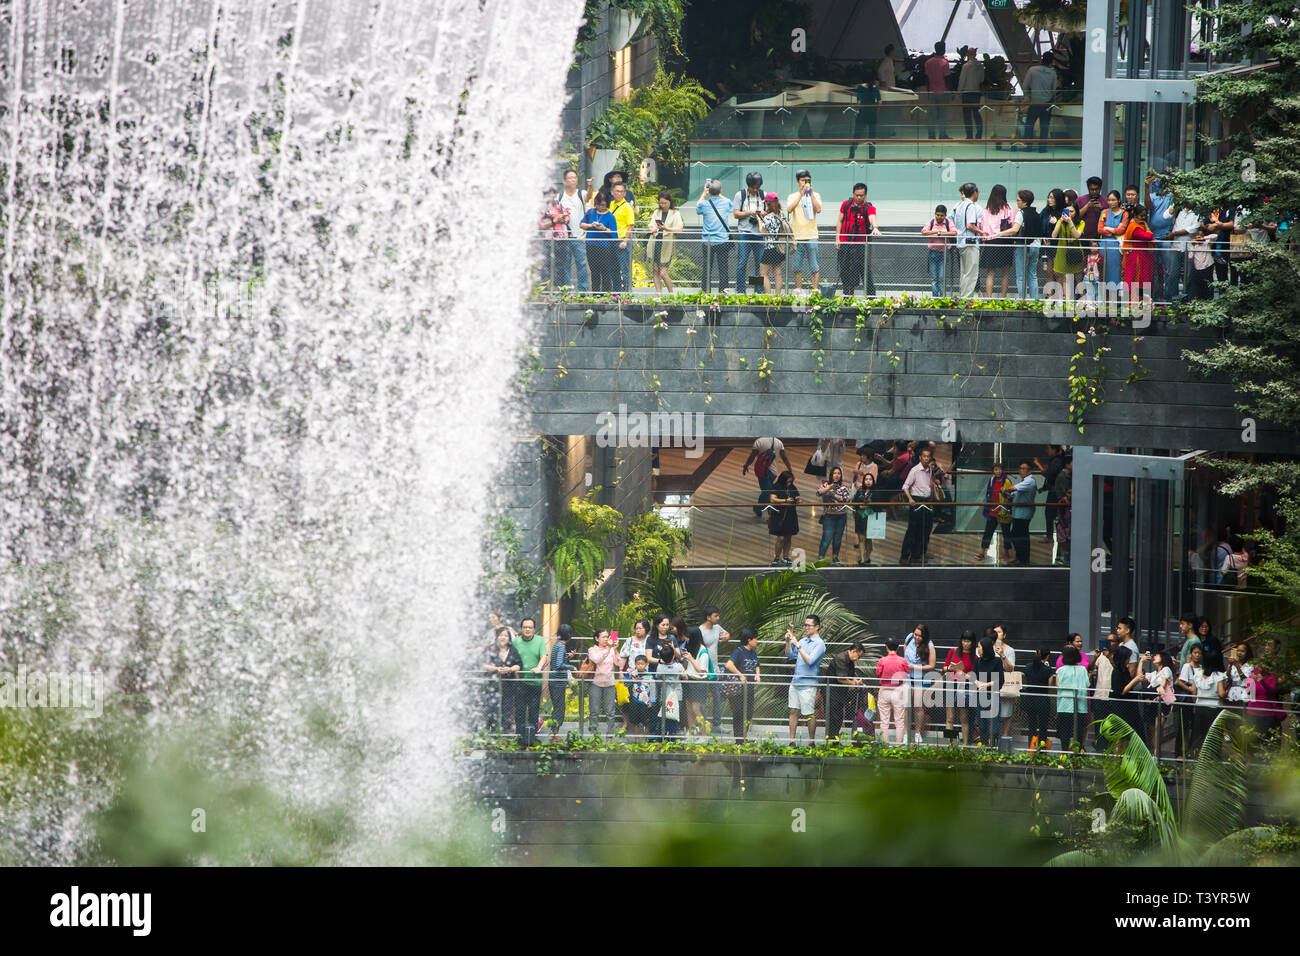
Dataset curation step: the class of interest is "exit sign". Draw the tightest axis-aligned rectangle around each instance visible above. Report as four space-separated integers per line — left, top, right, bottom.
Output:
988 0 1010 8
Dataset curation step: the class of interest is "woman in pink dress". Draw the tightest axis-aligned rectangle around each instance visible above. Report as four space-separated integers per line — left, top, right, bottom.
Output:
1122 205 1155 304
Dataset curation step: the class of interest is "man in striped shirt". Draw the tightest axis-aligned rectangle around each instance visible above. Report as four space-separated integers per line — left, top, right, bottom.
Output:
899 445 940 564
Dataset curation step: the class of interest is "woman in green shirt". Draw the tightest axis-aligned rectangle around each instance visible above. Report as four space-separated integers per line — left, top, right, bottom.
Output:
1051 644 1089 751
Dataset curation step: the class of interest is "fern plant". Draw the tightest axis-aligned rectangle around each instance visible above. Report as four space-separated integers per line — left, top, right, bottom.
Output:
545 492 623 599
586 67 712 174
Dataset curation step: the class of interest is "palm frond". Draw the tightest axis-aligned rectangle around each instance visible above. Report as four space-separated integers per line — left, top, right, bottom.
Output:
1110 788 1182 852
1044 848 1108 867
1181 709 1249 846
627 560 697 621
1198 826 1281 866
1095 714 1175 824
722 564 870 649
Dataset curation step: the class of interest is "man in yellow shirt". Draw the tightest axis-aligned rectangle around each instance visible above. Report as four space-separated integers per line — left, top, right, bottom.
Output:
608 181 636 291
785 169 822 292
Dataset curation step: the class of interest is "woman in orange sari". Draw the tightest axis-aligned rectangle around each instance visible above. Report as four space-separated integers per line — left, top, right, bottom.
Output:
1122 205 1155 304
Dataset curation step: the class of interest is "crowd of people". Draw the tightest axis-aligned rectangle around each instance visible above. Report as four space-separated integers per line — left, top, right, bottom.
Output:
538 162 1280 303
478 609 1294 757
743 437 1073 567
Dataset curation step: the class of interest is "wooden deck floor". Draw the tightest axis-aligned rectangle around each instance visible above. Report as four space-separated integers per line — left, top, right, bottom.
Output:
655 442 1058 568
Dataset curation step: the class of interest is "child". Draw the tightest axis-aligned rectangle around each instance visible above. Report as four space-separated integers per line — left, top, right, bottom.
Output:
1083 248 1102 305
655 644 685 741
976 463 1013 562
1188 224 1215 300
921 204 957 297
625 655 656 741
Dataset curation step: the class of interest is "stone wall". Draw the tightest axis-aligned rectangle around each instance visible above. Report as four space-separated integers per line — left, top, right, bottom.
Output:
528 304 1299 453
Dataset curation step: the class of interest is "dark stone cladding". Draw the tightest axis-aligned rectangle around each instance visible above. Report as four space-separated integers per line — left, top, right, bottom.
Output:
676 565 1070 647
466 751 1285 862
527 303 1300 453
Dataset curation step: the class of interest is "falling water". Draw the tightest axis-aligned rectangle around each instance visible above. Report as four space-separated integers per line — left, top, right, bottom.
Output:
0 0 583 863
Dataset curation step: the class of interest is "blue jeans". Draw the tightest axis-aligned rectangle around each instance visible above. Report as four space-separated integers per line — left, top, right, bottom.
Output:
1156 240 1181 301
617 243 631 291
791 240 820 278
736 233 762 292
927 249 946 296
1015 244 1039 299
559 237 589 291
818 512 847 558
755 469 776 516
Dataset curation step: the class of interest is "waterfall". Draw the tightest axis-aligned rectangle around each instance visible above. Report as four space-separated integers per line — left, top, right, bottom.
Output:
0 0 583 863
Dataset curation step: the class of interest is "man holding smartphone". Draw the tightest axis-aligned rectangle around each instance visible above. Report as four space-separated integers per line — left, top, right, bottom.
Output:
786 616 827 745
785 169 822 292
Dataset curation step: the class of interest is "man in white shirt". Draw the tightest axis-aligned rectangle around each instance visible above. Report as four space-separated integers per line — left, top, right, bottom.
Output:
877 43 898 92
557 170 589 291
742 437 793 518
1116 616 1140 659
953 183 983 297
899 445 940 564
699 605 729 731
958 47 985 139
1020 52 1057 152
1168 202 1201 300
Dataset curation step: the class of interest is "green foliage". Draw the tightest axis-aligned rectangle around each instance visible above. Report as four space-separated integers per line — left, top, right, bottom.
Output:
1160 2 1300 646
1048 711 1255 866
623 506 689 582
481 513 543 610
627 558 696 620
545 491 624 599
723 563 870 648
466 732 1127 773
574 0 688 59
586 67 712 172
572 596 649 639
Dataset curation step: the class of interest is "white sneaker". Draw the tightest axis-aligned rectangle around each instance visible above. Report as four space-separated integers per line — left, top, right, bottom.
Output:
913 733 924 745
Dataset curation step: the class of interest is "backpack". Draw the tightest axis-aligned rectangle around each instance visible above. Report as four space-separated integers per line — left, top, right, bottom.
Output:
754 441 777 478
997 480 1016 524
1020 205 1042 241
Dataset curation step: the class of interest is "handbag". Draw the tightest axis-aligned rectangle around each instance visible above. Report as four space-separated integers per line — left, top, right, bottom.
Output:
1229 229 1250 260
615 680 629 706
1000 671 1023 698
864 511 887 540
803 441 827 477
1064 238 1084 269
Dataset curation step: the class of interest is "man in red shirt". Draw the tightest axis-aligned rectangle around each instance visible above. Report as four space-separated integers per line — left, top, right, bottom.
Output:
924 42 952 139
836 182 881 296
875 637 911 744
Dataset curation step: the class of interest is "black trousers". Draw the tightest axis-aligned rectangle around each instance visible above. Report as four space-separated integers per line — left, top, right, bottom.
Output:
900 498 934 562
826 685 857 739
730 683 755 741
961 92 983 138
1023 104 1051 145
588 244 616 291
1025 699 1051 744
836 243 874 296
1011 516 1032 563
980 515 1006 551
548 678 567 731
514 683 543 746
703 242 732 292
1057 709 1083 751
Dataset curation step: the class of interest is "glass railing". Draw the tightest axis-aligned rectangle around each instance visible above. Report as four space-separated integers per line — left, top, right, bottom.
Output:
531 233 1188 303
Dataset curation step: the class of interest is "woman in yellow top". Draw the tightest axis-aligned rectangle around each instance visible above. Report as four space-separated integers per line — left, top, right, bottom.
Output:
646 190 684 294
1050 199 1084 302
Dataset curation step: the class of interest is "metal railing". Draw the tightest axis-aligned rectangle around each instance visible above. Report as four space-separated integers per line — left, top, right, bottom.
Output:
532 232 1194 303
467 669 1296 762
